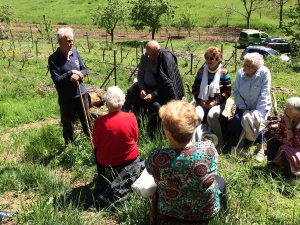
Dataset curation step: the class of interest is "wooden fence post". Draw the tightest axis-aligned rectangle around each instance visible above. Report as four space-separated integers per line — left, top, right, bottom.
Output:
114 49 117 85
86 32 90 53
30 26 34 47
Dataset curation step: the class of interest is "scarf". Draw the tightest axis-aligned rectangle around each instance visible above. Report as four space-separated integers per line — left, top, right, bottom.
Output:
198 64 222 101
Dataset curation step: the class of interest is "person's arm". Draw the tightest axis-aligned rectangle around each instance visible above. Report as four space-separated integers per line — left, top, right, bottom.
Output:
275 117 286 143
48 57 72 85
92 118 100 148
215 69 231 105
137 54 147 91
256 68 271 114
192 68 203 102
71 50 88 80
233 69 247 110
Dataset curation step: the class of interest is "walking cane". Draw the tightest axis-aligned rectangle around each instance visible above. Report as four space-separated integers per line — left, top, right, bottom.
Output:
76 81 93 147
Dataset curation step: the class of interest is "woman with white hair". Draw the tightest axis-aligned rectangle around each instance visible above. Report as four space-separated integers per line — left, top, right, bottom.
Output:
267 97 300 182
92 86 140 183
233 52 272 162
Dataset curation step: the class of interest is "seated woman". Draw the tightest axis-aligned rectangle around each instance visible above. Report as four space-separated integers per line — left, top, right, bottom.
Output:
92 86 140 183
192 47 231 150
145 100 227 225
267 97 300 182
233 52 272 162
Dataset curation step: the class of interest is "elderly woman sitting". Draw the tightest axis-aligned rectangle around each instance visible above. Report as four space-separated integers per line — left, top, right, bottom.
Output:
233 52 272 162
145 100 227 225
92 86 140 183
267 97 300 182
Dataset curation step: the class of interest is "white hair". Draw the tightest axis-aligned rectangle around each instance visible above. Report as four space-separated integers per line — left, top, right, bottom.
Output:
56 27 74 40
286 97 300 114
104 86 125 112
244 52 264 69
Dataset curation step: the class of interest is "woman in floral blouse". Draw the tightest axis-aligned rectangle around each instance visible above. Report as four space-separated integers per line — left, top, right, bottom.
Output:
145 100 227 225
267 97 300 181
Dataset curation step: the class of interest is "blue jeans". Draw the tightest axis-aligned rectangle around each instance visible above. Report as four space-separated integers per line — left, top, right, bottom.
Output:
233 108 267 145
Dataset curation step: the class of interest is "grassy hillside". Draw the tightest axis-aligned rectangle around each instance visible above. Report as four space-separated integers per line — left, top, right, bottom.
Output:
0 0 298 29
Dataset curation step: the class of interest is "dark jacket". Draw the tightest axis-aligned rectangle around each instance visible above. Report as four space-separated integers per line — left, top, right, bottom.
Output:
156 48 185 104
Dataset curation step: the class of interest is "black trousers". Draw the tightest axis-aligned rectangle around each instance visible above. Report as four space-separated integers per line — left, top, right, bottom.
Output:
59 93 92 144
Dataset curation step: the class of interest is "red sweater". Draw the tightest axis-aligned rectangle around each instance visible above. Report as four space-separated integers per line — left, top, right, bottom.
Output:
92 111 139 166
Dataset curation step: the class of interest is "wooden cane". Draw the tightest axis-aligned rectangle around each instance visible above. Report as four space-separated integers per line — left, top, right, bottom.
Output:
76 81 93 147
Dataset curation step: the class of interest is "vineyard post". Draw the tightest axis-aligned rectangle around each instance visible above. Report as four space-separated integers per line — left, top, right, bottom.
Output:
114 49 117 85
85 32 90 53
135 41 138 66
35 40 38 63
234 41 237 72
50 37 55 52
190 53 193 75
221 43 223 54
141 41 144 54
30 26 34 46
120 44 123 63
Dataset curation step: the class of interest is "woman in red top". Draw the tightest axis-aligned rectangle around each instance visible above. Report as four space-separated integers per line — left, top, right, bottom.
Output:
93 86 139 182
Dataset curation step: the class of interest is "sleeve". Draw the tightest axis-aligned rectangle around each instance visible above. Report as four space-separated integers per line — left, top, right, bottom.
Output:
275 117 286 143
92 118 101 148
233 69 246 109
159 55 177 100
137 54 146 90
192 68 203 101
216 70 231 104
76 51 88 77
256 68 271 114
131 113 138 142
48 56 72 85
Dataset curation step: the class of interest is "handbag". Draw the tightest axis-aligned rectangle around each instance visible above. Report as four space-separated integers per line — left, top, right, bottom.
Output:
131 168 157 197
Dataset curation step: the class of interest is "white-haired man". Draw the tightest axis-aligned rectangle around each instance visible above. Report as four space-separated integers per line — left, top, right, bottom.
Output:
48 27 91 145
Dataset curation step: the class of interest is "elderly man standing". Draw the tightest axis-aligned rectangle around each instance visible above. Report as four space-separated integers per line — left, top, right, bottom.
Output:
48 27 91 145
125 40 184 131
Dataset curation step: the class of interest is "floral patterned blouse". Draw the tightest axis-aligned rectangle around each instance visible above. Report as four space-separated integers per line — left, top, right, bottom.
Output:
275 116 300 148
145 140 221 221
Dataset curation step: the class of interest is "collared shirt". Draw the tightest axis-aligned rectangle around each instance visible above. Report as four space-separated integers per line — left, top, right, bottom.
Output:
48 48 88 102
234 65 272 114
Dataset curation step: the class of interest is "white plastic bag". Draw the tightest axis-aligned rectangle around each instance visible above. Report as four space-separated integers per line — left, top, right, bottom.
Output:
131 168 157 197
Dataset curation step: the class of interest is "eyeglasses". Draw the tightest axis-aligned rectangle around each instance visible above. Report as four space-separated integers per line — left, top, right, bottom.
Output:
243 63 254 68
66 39 74 43
205 57 216 61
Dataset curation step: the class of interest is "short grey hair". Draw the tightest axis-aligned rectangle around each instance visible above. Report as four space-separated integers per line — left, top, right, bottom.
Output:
56 27 74 40
146 40 160 51
286 97 300 114
244 52 264 69
104 86 125 111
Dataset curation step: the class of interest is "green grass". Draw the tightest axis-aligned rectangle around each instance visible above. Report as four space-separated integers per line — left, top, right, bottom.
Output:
0 0 298 31
0 28 299 224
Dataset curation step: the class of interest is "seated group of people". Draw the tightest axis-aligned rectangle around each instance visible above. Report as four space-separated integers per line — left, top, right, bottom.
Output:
91 41 300 224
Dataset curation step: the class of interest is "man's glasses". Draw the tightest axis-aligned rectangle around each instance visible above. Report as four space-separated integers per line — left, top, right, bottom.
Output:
243 64 254 68
66 39 74 43
205 57 216 61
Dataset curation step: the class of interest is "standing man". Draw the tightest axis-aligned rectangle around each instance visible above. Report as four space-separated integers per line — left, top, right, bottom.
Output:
126 40 184 130
48 27 91 145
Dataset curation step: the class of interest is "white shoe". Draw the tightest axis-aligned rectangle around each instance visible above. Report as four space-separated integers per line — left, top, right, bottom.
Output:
256 149 265 163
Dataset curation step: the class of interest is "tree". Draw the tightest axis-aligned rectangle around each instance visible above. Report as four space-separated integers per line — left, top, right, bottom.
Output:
0 4 17 25
269 0 292 27
180 12 196 37
227 0 264 29
129 0 176 40
92 0 128 43
282 4 300 61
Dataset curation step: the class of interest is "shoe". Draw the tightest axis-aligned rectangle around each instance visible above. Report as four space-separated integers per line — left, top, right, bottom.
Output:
256 149 265 163
0 210 14 221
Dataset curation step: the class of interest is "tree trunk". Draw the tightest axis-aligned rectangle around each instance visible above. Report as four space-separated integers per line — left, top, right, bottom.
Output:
279 0 283 28
247 14 251 29
151 30 155 40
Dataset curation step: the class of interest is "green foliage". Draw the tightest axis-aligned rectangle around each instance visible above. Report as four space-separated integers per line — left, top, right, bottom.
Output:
129 0 177 39
178 11 196 37
92 0 129 43
0 4 17 24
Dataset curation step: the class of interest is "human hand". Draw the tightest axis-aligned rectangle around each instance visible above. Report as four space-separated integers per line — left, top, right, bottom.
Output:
208 100 217 108
70 74 80 82
140 90 147 99
144 93 153 102
72 70 84 79
200 99 208 109
284 112 292 127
